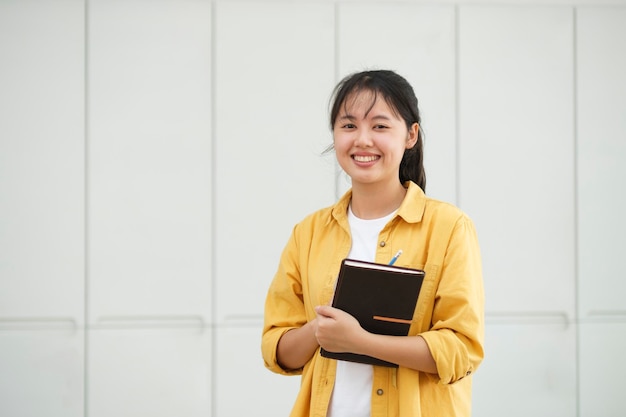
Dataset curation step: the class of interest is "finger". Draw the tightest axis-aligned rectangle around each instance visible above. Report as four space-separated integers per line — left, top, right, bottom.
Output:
315 305 335 318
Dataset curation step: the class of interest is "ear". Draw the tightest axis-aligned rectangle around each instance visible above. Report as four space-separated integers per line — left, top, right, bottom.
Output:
406 123 419 149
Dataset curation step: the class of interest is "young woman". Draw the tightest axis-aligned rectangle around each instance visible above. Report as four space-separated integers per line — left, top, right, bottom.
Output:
262 70 484 417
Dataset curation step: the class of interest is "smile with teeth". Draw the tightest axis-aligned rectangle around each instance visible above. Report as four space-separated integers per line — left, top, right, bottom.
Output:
353 155 380 162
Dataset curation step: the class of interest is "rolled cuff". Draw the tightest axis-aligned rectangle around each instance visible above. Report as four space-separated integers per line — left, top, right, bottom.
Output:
262 326 304 376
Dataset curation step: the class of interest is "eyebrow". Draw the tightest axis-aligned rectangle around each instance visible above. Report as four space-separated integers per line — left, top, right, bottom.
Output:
337 113 393 122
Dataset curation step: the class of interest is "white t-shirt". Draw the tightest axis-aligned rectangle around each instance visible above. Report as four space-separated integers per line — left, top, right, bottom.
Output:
327 205 396 417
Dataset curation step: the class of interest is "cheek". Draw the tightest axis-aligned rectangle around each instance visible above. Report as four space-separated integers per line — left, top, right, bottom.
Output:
333 135 351 153
380 141 406 158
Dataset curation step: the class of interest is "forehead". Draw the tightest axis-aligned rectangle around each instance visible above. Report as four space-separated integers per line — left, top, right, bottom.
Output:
339 89 399 119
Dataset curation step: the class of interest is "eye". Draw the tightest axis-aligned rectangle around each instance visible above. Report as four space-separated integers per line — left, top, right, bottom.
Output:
374 124 388 129
341 123 356 129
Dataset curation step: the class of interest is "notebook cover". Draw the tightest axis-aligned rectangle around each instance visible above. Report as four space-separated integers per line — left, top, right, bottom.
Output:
320 258 425 367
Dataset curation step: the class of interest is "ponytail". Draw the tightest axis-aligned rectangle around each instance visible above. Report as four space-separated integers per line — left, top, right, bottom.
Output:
400 126 426 191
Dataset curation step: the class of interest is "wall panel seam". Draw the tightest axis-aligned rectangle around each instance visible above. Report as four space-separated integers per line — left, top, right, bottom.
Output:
454 4 461 207
572 6 580 417
83 0 90 416
210 1 217 416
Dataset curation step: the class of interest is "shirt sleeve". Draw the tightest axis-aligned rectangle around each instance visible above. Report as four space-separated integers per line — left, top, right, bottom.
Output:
420 214 485 384
261 225 308 375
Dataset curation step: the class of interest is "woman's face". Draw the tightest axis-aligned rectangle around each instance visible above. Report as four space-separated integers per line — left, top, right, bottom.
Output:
333 91 418 188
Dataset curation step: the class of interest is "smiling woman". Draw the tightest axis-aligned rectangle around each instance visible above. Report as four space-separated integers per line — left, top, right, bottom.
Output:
332 88 419 219
330 70 426 191
262 70 484 417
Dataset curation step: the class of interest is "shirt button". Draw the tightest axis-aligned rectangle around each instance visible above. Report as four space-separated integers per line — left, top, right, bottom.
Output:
379 241 386 247
376 389 384 396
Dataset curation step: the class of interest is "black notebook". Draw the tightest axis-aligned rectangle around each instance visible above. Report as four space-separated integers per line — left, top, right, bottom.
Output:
320 258 425 367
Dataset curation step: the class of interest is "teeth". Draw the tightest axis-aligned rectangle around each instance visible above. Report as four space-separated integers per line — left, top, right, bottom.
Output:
353 155 378 162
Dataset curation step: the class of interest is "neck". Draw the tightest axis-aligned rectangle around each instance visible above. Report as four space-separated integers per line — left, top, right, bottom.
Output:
350 181 407 220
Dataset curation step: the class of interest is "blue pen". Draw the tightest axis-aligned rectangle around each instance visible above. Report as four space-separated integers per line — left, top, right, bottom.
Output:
389 249 403 265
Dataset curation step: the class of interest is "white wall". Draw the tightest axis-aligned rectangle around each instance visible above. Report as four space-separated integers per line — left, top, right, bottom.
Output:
1 1 624 416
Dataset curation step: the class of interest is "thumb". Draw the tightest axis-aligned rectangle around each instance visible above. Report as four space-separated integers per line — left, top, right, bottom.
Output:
315 305 335 318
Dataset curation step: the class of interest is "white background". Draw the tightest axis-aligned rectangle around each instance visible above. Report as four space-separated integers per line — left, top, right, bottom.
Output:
1 0 625 416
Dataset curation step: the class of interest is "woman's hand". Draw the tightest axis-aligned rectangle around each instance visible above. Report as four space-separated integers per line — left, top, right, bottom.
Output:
314 305 438 374
314 305 367 354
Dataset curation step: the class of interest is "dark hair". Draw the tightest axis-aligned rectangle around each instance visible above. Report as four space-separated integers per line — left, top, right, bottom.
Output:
328 70 426 192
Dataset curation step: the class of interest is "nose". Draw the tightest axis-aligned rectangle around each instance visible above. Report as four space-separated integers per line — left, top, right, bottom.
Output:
354 127 373 148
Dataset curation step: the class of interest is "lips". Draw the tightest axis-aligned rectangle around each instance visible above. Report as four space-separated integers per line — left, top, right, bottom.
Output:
352 154 380 162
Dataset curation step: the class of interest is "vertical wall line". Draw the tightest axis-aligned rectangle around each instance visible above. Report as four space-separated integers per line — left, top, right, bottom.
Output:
333 1 341 201
572 6 580 417
209 1 217 416
83 0 90 415
454 4 461 207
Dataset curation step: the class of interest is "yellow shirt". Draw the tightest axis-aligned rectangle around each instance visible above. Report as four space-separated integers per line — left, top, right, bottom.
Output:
262 182 484 417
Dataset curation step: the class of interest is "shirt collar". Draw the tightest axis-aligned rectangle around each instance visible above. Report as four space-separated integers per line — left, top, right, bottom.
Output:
329 181 426 225
397 181 426 224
